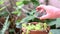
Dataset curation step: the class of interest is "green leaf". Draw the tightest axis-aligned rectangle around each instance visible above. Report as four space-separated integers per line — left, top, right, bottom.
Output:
0 1 4 4
16 1 23 6
22 23 26 27
12 11 19 14
16 19 21 23
49 29 60 34
29 9 36 16
31 25 35 29
48 18 60 27
12 10 21 16
17 4 24 9
35 27 40 30
17 11 21 16
27 26 31 30
23 0 30 4
20 16 34 23
9 29 15 32
30 0 40 7
0 11 9 17
44 23 47 30
0 6 6 11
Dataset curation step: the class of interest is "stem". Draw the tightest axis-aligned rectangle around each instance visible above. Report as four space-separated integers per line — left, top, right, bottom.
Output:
1 16 10 34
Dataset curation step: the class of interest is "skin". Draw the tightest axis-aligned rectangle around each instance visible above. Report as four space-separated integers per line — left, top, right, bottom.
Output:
36 5 60 20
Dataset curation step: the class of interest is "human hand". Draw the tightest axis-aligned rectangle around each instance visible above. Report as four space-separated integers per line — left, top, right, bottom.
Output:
36 5 60 19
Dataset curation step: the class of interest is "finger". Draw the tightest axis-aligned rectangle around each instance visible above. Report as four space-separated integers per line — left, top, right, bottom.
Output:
36 7 43 12
40 14 50 19
36 6 43 12
36 5 47 12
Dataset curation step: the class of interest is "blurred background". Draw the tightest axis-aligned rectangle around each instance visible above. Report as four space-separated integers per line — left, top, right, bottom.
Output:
0 0 60 34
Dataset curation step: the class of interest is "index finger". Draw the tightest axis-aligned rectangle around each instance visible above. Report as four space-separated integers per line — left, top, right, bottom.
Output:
36 5 47 12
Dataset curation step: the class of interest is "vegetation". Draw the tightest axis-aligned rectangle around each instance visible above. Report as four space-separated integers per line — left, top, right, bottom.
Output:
0 0 58 34
22 23 48 34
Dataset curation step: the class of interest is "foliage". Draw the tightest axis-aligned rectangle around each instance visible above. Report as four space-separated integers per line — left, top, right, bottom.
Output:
14 0 56 30
22 23 48 34
30 0 40 7
48 18 60 27
0 6 6 11
49 29 60 34
16 0 40 25
16 0 25 6
12 9 21 16
0 0 24 34
0 0 59 34
23 0 30 5
0 0 4 4
1 16 10 34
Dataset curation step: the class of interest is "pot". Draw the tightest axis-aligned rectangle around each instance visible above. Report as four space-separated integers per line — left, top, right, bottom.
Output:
22 23 50 34
30 30 48 34
29 26 50 34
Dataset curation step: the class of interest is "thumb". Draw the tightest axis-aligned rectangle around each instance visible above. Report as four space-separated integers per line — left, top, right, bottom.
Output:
40 14 50 19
